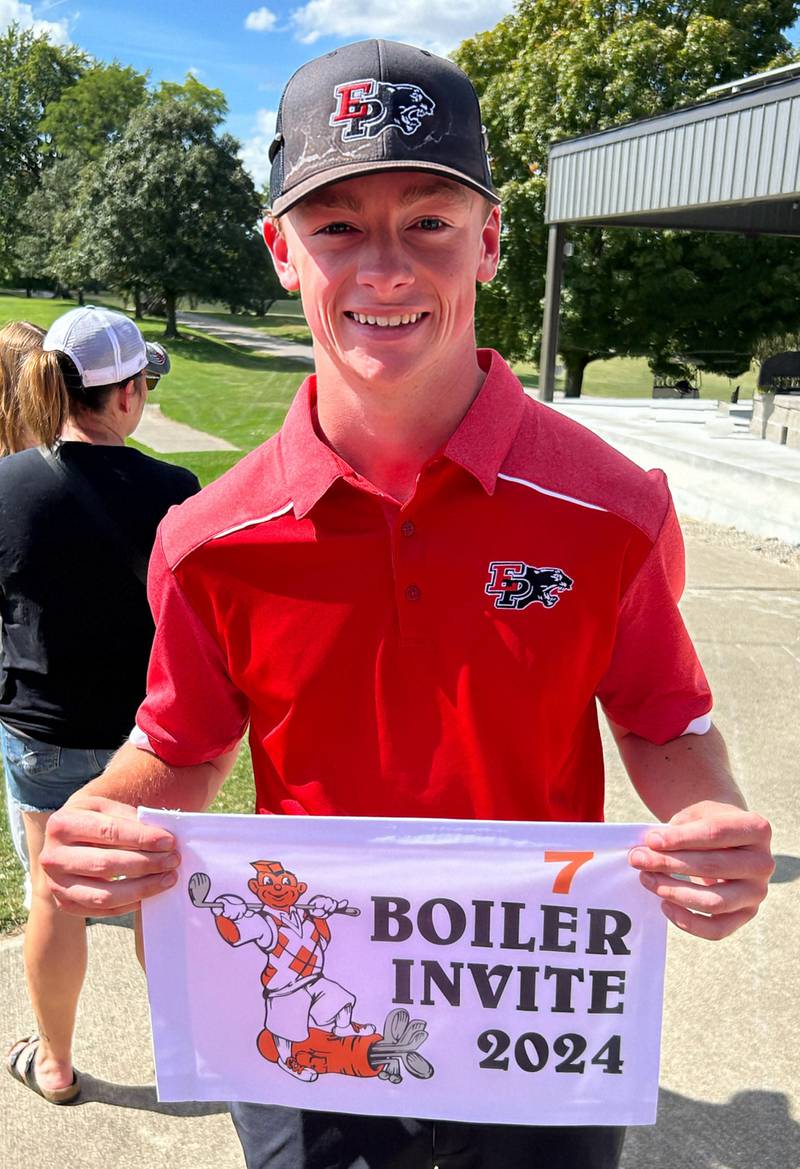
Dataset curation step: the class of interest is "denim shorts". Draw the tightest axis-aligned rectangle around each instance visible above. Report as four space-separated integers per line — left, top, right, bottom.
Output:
0 723 116 813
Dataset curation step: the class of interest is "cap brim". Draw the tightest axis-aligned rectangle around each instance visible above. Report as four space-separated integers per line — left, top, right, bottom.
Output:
145 342 170 378
271 160 500 217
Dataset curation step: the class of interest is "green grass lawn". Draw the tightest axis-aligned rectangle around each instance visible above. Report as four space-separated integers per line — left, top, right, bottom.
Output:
514 355 758 399
0 293 307 931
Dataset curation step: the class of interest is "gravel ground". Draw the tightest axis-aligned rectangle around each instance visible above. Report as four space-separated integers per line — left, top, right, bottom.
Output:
681 514 800 568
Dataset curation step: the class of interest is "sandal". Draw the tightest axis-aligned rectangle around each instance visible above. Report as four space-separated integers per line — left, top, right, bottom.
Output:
6 1036 81 1104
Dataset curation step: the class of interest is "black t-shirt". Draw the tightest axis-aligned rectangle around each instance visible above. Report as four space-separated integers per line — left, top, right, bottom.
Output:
0 443 200 748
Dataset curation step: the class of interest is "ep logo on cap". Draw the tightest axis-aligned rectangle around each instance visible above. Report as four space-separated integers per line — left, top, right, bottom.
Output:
329 79 436 143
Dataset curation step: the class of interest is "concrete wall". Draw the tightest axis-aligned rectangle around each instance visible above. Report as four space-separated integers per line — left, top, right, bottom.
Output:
751 392 800 448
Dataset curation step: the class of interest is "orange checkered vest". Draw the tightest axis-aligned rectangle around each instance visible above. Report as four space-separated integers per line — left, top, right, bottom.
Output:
260 910 331 993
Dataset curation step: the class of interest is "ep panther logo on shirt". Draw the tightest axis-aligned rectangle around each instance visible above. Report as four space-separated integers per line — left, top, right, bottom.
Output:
330 79 435 142
485 562 574 610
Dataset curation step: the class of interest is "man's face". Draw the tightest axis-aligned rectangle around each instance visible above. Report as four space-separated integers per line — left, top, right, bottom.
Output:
264 172 500 389
248 869 307 909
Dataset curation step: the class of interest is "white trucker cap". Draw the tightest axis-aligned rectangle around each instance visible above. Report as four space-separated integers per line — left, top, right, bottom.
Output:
42 305 169 388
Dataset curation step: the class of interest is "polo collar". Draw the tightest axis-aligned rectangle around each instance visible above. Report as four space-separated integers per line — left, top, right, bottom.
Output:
278 380 349 518
279 349 528 518
443 350 527 494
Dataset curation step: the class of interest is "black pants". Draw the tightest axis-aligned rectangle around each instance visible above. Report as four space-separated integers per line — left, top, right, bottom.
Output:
228 1104 626 1169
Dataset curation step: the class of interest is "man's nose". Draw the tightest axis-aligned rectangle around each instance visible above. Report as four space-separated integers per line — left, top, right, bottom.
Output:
356 234 414 293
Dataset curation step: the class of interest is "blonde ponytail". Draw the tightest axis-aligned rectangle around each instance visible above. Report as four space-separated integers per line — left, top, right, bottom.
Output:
0 350 14 456
0 320 45 455
17 349 71 450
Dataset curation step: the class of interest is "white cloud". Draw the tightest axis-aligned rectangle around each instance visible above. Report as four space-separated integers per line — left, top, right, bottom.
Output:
245 6 277 32
289 0 515 54
0 0 70 42
239 107 278 192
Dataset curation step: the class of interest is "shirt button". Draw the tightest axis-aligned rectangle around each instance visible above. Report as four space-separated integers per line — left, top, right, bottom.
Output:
405 584 422 602
401 520 415 537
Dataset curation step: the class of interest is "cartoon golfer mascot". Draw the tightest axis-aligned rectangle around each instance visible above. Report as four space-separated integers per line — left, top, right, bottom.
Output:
190 862 433 1085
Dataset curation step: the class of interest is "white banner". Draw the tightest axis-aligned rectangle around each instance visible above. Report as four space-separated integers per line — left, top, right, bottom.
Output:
140 811 668 1126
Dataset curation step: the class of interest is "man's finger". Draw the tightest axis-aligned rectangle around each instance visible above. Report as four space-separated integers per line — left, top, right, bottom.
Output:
44 804 176 853
643 812 772 854
47 870 179 917
639 872 765 915
661 901 758 941
629 845 774 882
40 843 181 882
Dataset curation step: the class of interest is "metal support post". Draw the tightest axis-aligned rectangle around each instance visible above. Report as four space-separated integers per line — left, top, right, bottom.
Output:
539 223 565 402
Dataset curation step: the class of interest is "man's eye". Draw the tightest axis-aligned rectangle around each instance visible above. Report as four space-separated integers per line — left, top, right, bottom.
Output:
416 217 445 231
318 222 352 234
282 876 291 885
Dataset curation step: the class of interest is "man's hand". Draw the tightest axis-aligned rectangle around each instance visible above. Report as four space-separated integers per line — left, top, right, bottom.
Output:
628 800 774 940
40 793 180 917
40 741 237 917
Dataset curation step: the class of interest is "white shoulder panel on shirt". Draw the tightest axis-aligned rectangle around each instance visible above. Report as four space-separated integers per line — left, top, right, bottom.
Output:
680 713 713 736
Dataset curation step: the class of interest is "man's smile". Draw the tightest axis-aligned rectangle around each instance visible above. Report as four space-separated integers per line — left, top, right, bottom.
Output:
343 310 430 331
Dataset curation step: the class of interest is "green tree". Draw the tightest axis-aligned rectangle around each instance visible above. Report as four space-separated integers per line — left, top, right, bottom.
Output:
15 157 96 300
0 22 85 277
154 74 228 121
39 62 148 162
225 230 284 316
80 97 261 337
456 0 800 394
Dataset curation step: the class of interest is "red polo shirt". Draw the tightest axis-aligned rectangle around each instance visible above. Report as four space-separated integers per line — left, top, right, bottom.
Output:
135 350 711 822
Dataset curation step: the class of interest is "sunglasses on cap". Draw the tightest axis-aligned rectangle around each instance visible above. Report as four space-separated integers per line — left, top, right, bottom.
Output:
144 341 170 391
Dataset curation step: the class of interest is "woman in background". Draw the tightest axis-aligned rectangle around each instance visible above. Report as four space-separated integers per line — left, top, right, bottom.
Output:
0 320 46 892
2 305 199 1103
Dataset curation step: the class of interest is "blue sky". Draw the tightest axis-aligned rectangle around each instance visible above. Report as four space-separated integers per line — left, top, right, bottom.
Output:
2 0 516 190
4 0 799 192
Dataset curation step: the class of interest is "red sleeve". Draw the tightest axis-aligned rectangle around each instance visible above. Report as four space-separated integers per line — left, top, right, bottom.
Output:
596 492 712 744
215 915 241 945
134 527 249 765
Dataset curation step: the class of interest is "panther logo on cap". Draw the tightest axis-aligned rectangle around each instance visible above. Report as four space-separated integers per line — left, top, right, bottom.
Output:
330 78 435 143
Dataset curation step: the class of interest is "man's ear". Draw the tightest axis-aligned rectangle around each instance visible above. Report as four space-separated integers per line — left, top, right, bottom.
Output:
297 881 307 896
263 218 300 292
248 878 260 897
476 205 501 284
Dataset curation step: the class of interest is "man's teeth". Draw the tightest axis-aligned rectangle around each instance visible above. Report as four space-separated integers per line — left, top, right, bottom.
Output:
348 312 423 327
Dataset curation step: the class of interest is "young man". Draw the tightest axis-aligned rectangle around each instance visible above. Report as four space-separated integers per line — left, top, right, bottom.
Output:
41 39 773 1169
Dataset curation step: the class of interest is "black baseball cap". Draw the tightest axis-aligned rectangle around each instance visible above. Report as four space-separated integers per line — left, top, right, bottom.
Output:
269 39 499 216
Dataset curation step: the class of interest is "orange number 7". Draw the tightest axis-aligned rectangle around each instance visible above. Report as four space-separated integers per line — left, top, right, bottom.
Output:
544 851 595 894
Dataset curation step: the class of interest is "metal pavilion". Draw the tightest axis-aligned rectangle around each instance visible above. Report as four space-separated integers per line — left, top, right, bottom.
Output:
539 63 800 400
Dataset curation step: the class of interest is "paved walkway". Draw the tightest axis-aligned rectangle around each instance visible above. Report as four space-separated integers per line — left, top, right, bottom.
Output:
2 529 798 1169
176 311 314 364
548 396 800 544
136 403 239 453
